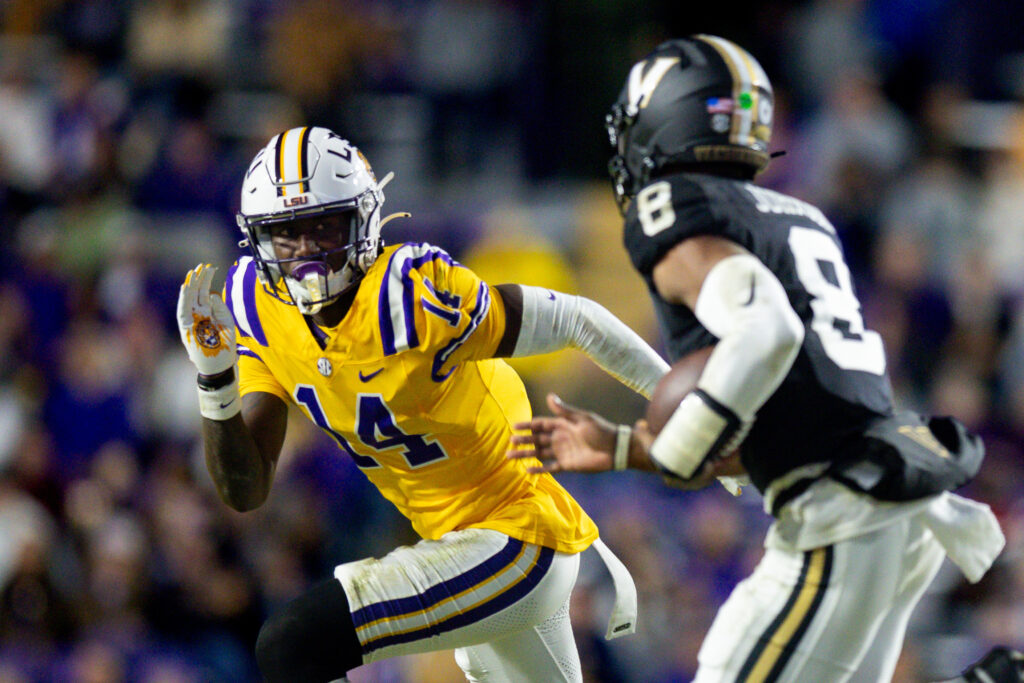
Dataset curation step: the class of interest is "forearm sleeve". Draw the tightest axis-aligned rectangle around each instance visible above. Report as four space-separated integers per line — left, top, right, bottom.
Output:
511 285 669 398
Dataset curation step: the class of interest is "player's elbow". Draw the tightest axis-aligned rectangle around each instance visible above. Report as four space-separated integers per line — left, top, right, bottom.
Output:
766 303 804 368
747 303 803 384
212 475 272 512
220 489 268 513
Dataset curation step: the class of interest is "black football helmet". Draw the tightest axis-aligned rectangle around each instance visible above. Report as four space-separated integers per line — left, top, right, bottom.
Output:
607 35 774 213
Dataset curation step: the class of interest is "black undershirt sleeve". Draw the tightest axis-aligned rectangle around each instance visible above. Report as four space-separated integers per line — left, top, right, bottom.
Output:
493 283 523 358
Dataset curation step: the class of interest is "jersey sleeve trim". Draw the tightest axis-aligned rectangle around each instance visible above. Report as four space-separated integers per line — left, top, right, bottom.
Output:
431 281 490 381
237 345 262 361
378 243 457 356
225 257 269 347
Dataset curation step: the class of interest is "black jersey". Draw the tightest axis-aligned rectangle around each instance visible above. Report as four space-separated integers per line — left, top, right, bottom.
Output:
623 172 894 493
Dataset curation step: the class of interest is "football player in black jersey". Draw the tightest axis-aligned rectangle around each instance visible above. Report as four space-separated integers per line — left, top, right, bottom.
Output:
509 35 1013 682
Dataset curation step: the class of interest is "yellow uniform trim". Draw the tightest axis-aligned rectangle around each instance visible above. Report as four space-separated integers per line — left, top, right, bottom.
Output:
296 125 308 193
742 547 831 682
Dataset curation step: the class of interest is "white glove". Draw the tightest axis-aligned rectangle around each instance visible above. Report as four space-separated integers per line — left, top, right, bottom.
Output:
177 263 240 420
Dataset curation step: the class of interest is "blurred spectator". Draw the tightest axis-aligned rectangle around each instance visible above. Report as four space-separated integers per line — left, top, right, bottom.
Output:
0 38 57 210
126 0 233 88
783 0 879 112
409 0 529 181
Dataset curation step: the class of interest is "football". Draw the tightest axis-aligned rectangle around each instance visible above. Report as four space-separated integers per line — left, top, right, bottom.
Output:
646 345 715 435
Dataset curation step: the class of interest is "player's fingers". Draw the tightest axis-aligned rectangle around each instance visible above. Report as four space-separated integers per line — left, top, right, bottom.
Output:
186 263 205 310
547 394 591 423
547 393 577 420
197 263 217 307
176 283 189 324
191 263 208 309
210 292 233 329
509 430 555 452
508 434 538 447
507 447 541 461
513 417 560 433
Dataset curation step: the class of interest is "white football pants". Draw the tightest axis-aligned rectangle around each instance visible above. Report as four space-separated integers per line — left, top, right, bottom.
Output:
334 528 583 682
694 514 946 683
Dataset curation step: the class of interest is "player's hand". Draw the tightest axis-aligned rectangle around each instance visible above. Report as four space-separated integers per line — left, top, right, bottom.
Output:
635 416 748 493
658 450 746 491
177 264 236 376
508 393 619 473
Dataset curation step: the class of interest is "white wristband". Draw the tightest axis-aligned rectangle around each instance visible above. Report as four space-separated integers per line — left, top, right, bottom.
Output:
197 378 241 420
613 424 632 471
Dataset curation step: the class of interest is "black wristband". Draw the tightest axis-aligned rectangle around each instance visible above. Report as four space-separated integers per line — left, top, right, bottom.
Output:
197 367 236 391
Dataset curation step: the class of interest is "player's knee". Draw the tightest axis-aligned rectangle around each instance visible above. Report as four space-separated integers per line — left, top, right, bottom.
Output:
255 579 362 683
254 610 292 680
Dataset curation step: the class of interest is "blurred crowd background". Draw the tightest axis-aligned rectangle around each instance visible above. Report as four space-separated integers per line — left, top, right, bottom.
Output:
0 0 1023 681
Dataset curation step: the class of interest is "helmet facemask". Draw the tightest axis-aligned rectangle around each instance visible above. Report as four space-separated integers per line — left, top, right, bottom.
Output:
606 102 639 214
240 190 382 315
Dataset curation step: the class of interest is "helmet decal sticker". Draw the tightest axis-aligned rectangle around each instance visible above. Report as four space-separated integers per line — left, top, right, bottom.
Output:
695 34 771 148
626 57 680 112
706 98 735 114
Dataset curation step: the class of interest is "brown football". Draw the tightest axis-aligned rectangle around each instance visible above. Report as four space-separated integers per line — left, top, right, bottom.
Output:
646 345 715 435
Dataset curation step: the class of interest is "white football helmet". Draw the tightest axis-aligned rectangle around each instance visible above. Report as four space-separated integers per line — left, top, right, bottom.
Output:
237 126 405 315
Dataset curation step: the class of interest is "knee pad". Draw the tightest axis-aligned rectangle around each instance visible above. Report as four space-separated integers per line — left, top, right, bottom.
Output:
255 578 362 683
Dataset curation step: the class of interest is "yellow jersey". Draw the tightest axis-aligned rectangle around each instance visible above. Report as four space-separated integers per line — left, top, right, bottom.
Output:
224 242 598 553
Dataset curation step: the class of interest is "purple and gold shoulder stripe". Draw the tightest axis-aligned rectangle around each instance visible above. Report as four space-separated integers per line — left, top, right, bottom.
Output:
378 243 460 356
225 257 269 347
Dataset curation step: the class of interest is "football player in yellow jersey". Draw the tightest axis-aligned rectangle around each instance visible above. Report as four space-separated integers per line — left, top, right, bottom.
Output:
175 126 669 682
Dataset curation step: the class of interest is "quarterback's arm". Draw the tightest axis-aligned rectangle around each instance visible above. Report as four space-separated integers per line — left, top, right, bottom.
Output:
645 235 804 480
494 284 669 398
202 390 287 512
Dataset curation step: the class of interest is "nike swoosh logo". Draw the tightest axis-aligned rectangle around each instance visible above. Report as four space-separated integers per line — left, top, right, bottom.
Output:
219 398 236 409
547 291 556 301
359 368 384 382
741 274 756 306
